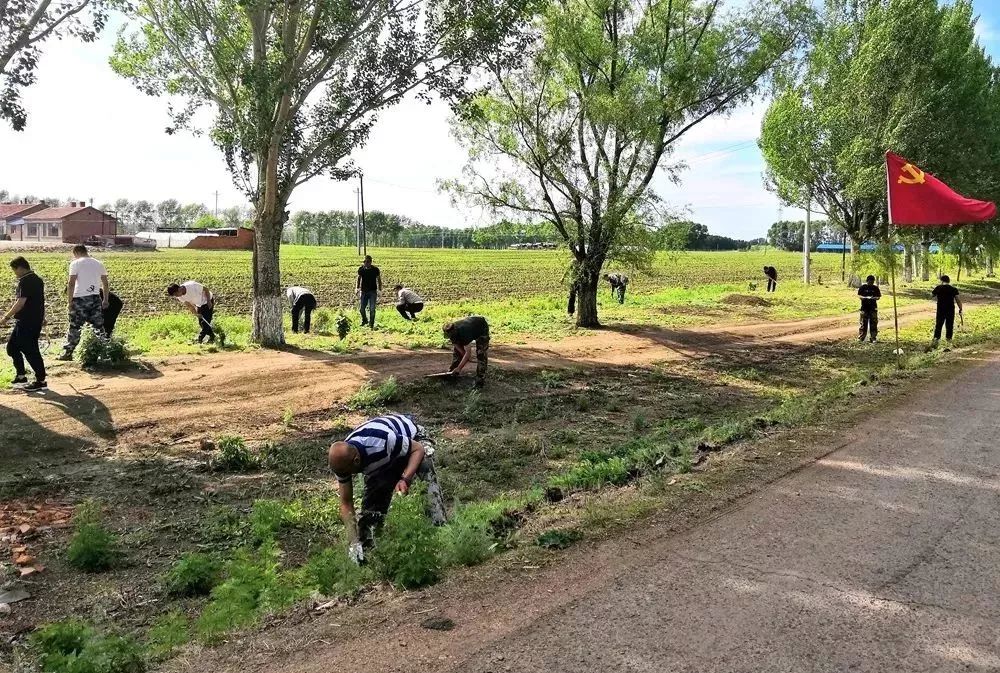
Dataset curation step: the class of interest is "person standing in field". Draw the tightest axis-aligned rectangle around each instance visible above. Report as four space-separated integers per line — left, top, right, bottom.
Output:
58 245 108 360
443 315 490 388
286 286 317 334
1 257 47 391
328 414 446 562
603 273 629 304
857 275 881 343
763 266 778 293
357 255 381 329
394 284 424 321
931 275 963 350
166 281 216 343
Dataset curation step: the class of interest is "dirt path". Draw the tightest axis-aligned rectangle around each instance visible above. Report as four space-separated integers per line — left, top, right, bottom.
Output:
0 302 961 451
166 351 1000 673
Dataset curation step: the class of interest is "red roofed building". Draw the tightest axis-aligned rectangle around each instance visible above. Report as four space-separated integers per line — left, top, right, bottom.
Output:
0 203 46 238
10 202 119 243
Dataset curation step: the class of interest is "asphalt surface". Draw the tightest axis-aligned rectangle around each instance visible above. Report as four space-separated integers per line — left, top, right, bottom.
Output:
458 354 1000 673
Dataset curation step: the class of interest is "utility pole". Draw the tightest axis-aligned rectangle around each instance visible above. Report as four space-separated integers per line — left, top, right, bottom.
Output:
214 191 219 217
803 190 812 285
359 171 367 255
354 187 361 256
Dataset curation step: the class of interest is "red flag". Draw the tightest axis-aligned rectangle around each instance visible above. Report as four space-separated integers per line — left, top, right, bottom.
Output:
886 151 996 226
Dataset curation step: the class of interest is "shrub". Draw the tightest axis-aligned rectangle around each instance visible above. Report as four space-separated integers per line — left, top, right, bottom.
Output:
146 612 189 660
77 327 131 369
440 509 495 567
336 313 351 340
346 376 401 410
249 499 289 542
163 553 221 597
213 435 259 471
370 493 441 589
536 528 583 550
32 620 146 673
66 503 117 572
310 308 333 333
303 546 369 597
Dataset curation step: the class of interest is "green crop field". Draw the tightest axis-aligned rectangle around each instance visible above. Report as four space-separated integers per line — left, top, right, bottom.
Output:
6 246 849 328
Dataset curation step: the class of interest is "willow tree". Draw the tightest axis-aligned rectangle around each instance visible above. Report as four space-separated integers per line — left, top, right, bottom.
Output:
112 0 530 345
760 0 1000 263
446 0 809 327
1 0 108 130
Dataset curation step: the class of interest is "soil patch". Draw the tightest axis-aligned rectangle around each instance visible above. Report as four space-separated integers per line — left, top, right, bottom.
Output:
721 293 772 307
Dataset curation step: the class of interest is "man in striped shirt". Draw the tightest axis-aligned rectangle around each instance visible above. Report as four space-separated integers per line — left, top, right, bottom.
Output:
329 413 444 561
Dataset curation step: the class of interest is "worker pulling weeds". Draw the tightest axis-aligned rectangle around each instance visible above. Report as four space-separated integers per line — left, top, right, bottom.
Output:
329 414 446 564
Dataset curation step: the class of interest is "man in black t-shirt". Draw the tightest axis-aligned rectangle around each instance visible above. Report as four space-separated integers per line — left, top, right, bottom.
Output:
356 255 381 329
763 266 778 293
1 257 47 391
857 275 881 343
443 316 490 387
932 275 963 349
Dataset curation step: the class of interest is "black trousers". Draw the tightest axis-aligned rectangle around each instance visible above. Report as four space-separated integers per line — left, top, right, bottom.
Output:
934 311 955 341
396 302 424 320
103 294 124 337
7 321 45 381
197 304 216 342
766 278 777 292
358 455 409 548
292 294 317 333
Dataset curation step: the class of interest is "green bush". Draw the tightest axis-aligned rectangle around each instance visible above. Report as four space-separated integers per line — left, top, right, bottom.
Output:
145 612 189 660
213 435 259 471
32 620 146 673
346 376 401 410
311 308 333 333
163 553 221 597
77 327 131 369
440 509 495 567
549 456 631 492
249 499 289 542
370 493 441 589
336 313 351 340
303 546 370 597
66 502 117 572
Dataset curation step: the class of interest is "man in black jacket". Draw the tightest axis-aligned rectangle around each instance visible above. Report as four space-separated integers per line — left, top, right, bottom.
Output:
1 257 47 391
931 275 963 350
857 275 881 343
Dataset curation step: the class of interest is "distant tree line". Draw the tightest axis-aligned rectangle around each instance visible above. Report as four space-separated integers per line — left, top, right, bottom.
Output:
657 221 753 251
766 220 841 252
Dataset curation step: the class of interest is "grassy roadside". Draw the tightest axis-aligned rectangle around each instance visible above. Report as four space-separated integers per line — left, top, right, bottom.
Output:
6 303 1000 672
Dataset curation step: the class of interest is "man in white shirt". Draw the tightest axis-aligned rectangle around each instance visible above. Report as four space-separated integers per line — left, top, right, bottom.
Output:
286 286 317 334
58 245 109 360
393 284 425 321
166 280 216 343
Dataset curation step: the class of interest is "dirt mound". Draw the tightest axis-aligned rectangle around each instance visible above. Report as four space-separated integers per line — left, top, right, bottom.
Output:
721 293 772 307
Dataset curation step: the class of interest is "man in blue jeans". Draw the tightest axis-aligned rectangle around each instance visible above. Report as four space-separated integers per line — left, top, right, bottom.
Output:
356 255 381 329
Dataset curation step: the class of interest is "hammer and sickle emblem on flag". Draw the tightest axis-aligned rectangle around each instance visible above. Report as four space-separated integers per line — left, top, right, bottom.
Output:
898 163 926 185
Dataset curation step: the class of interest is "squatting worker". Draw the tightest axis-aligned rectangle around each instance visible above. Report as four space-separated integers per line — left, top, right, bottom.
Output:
603 272 629 305
443 315 490 388
101 289 124 337
59 245 108 360
394 284 424 321
932 275 963 350
166 280 216 344
357 255 381 329
286 286 317 334
1 257 47 391
329 413 429 563
857 275 881 343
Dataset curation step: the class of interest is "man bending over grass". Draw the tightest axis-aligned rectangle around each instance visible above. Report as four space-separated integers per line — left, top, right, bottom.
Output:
329 414 445 563
443 316 490 388
603 273 629 304
286 286 317 334
167 281 216 344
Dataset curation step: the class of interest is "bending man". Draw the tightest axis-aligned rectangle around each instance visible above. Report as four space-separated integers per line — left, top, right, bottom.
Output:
167 281 216 343
59 245 108 360
603 273 629 304
329 414 445 562
443 315 490 388
287 286 317 334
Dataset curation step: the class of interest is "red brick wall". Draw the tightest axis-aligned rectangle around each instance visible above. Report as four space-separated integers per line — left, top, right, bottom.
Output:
185 227 254 250
61 209 118 243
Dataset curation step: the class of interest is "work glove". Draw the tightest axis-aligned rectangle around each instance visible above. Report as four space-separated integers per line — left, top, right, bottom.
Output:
348 542 365 565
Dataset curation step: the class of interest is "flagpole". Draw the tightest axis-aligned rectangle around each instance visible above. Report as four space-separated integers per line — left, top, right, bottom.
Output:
886 152 902 367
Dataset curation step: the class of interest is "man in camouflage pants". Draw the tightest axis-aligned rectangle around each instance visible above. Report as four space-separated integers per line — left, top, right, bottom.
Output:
59 245 109 360
443 316 490 388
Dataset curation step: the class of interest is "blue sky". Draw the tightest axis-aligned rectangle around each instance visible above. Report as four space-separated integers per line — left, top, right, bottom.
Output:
1 2 999 239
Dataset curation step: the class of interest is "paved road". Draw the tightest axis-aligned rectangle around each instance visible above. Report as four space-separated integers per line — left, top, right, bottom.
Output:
458 355 1000 673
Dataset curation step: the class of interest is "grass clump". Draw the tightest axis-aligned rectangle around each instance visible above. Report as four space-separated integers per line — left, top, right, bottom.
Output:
440 507 496 567
213 435 260 471
549 456 631 492
66 501 118 572
303 545 370 597
32 620 146 673
370 492 441 589
536 528 583 550
163 553 222 597
249 499 290 542
145 612 189 660
346 376 401 410
77 327 131 369
462 389 484 422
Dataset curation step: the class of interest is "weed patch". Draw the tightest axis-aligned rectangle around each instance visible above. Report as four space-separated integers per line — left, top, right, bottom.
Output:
163 553 222 597
77 327 132 369
370 492 441 589
536 528 583 549
32 620 146 673
303 545 370 597
213 435 260 471
346 376 401 410
66 502 118 572
146 612 189 660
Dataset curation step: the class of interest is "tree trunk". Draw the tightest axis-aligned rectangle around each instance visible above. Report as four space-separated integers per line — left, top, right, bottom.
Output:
987 256 995 278
921 240 931 281
252 210 286 347
575 277 600 327
903 244 914 283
